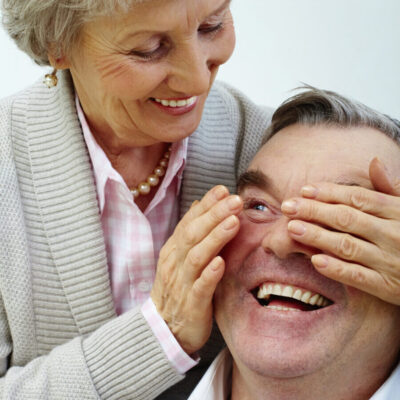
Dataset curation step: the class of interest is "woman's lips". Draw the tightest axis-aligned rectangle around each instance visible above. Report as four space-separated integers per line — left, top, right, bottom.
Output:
150 96 198 116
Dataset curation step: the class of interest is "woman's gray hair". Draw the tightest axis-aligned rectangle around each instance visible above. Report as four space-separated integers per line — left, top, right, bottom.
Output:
1 0 150 66
263 86 400 146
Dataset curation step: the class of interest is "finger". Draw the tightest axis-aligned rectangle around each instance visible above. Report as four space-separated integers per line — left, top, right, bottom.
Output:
185 215 240 280
297 182 399 219
287 220 387 269
181 185 230 224
191 256 225 309
311 254 400 305
369 157 400 196
181 195 242 248
282 198 387 243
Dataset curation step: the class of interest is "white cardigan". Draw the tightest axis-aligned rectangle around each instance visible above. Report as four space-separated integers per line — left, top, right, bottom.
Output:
0 70 271 399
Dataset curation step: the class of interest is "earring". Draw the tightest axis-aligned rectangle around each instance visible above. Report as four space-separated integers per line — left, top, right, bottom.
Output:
43 68 58 88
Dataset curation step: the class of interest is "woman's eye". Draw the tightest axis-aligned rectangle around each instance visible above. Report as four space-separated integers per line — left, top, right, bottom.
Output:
198 22 224 35
129 43 168 61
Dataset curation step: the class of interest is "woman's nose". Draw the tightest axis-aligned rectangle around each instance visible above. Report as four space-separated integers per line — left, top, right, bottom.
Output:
261 218 314 260
166 42 214 95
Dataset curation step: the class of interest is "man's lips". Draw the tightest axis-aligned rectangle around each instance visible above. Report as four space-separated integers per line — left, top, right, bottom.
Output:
253 281 333 312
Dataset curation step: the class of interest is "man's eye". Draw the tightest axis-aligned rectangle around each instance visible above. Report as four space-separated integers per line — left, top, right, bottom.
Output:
252 204 268 212
243 199 276 223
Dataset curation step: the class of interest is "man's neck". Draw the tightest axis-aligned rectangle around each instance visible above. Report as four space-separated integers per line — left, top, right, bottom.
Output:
230 356 398 400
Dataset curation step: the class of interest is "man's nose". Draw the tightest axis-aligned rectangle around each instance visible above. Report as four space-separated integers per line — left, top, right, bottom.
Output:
261 217 314 259
166 42 215 95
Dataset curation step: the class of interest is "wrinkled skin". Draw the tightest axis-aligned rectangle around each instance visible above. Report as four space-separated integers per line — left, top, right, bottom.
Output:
282 156 400 305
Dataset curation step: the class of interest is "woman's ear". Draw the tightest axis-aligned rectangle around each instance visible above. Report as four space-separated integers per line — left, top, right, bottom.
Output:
48 52 70 70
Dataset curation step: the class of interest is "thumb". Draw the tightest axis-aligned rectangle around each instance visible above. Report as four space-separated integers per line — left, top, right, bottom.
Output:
369 157 400 195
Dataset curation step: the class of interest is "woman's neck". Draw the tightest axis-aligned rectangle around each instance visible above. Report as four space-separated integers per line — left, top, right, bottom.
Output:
97 136 169 212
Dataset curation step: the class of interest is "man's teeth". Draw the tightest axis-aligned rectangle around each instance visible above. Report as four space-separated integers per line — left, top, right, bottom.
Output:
257 283 330 308
153 96 196 107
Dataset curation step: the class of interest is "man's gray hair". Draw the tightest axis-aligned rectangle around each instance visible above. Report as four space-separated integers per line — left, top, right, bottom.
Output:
1 0 150 66
263 86 400 145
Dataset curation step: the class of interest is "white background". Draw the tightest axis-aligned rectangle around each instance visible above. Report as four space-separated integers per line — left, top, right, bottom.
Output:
1 0 399 118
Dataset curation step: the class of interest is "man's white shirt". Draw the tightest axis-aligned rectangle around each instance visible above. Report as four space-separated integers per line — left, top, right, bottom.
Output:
188 348 400 399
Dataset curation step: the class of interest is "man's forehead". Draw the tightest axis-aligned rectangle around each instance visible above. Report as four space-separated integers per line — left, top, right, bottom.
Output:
237 169 365 196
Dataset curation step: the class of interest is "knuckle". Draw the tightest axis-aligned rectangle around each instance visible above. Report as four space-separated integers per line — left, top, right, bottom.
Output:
349 190 369 210
337 234 359 260
187 249 203 268
209 204 225 224
335 206 355 230
184 224 198 244
349 268 367 285
303 201 318 220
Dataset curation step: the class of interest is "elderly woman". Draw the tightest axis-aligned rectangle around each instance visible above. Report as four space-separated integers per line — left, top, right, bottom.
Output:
1 0 400 399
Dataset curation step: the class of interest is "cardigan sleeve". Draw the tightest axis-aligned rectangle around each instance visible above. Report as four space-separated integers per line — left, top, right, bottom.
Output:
0 306 184 399
0 93 184 399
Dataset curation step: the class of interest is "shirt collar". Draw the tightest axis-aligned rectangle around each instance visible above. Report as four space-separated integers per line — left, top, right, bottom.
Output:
370 361 400 399
188 348 232 400
75 94 188 213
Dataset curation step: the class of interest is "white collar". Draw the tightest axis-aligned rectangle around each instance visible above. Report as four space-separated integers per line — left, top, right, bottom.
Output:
370 360 400 399
188 348 232 400
188 349 400 400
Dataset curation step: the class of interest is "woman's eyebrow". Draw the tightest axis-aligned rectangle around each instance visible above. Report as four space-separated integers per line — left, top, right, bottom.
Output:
208 0 232 17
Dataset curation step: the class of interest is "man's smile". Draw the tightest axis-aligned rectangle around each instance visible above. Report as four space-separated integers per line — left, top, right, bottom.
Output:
254 282 332 312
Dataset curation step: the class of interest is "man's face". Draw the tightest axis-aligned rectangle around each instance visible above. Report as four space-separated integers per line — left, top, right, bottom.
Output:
215 124 400 380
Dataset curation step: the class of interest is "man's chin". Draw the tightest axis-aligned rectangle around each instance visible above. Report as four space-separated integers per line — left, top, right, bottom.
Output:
230 337 334 379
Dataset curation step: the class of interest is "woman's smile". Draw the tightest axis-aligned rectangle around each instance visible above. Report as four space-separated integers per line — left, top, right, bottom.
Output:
64 0 235 151
150 95 198 116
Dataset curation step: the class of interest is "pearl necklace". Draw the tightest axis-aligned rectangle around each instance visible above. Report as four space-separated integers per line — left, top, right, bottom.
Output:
130 145 172 199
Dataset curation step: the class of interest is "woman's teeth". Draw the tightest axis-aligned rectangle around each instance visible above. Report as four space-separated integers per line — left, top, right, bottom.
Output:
257 283 330 309
153 96 196 107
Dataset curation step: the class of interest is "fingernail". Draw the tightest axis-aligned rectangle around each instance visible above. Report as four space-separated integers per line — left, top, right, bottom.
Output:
223 215 237 230
288 220 306 235
376 158 400 186
281 200 298 214
301 185 318 198
312 255 328 269
211 256 223 271
214 185 228 200
227 195 242 211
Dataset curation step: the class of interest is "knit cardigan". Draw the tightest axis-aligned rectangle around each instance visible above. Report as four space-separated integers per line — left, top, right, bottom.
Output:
0 70 271 399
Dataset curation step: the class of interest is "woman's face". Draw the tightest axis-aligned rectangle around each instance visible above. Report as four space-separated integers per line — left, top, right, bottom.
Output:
67 0 235 151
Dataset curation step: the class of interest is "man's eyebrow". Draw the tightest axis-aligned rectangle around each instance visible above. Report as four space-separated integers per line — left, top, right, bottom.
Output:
237 169 271 194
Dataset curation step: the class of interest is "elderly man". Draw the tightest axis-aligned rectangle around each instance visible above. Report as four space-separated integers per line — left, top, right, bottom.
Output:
189 88 400 399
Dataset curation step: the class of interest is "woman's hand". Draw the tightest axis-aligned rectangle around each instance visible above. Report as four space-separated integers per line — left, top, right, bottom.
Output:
151 185 242 355
281 157 400 305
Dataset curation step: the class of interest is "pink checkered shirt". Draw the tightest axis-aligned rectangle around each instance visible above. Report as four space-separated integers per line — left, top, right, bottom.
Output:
76 97 197 374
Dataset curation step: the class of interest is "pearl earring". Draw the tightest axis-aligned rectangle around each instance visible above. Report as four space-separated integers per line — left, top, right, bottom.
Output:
43 69 58 88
